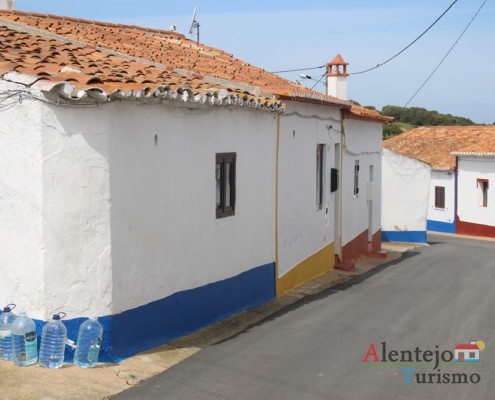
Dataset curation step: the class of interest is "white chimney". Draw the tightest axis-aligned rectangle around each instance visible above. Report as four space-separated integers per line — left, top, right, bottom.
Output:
0 0 15 10
326 54 348 100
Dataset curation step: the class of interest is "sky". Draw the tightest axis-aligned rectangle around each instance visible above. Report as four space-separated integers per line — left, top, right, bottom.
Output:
13 0 495 124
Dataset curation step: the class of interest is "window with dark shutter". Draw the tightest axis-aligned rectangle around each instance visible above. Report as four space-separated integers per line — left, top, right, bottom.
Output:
478 179 489 207
434 186 445 209
316 144 324 209
216 153 236 218
353 160 359 198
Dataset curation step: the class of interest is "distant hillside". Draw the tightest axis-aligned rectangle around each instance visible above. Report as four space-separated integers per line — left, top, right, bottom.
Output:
381 105 474 126
379 105 475 139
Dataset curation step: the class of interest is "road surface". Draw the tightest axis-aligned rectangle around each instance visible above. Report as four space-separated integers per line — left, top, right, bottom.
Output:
111 234 495 399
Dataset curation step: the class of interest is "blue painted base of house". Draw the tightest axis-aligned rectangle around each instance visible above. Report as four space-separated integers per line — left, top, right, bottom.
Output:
32 262 276 363
381 230 427 243
427 219 456 234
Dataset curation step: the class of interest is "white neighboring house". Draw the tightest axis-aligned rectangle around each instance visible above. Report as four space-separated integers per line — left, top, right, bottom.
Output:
382 126 495 242
454 141 495 237
276 55 391 294
382 149 430 243
341 106 389 259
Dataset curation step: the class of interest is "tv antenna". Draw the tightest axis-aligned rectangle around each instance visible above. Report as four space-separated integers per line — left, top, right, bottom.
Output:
189 6 200 43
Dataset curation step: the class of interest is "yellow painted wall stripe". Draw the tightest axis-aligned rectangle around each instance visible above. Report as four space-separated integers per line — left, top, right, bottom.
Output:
276 242 335 296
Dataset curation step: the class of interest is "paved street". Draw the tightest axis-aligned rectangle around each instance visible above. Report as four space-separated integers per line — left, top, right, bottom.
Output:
111 234 495 400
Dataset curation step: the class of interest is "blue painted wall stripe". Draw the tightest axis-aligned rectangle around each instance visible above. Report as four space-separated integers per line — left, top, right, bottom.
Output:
28 262 276 363
381 230 427 243
427 219 456 234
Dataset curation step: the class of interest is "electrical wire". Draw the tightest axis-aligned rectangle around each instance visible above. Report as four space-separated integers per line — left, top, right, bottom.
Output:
350 0 459 75
403 0 487 108
270 65 325 74
270 0 458 77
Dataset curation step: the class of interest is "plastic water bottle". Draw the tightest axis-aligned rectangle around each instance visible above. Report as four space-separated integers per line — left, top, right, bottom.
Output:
74 317 103 368
11 311 38 367
0 304 17 360
39 312 67 369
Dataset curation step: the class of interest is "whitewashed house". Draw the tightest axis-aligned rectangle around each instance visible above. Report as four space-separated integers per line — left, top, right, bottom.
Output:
276 55 390 294
341 105 390 261
455 141 495 237
382 126 495 242
0 11 389 360
382 149 430 243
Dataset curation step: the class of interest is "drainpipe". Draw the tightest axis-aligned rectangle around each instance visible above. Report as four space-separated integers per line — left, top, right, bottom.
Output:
338 108 345 259
454 156 458 233
275 113 281 296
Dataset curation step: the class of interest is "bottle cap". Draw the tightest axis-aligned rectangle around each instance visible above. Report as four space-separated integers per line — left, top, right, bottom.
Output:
3 303 16 313
52 312 67 320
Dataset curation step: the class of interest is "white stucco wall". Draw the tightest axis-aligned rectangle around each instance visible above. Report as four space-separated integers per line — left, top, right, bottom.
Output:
2 93 276 318
41 105 113 318
382 149 431 233
342 118 382 245
457 156 495 227
427 170 455 223
105 104 276 313
277 102 341 277
0 81 45 316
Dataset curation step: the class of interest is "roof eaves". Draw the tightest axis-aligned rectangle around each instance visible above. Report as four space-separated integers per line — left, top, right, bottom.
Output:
346 106 393 123
431 166 455 171
29 80 284 112
278 91 352 109
452 151 495 157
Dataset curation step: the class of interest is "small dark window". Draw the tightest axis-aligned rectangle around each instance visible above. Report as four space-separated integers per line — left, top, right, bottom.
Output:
469 352 476 359
353 160 360 197
216 153 236 218
478 179 489 207
316 144 324 209
435 186 445 209
330 168 339 193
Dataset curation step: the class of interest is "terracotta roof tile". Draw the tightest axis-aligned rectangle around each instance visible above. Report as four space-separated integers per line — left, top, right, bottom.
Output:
383 126 495 170
347 106 394 122
453 137 495 156
0 10 349 111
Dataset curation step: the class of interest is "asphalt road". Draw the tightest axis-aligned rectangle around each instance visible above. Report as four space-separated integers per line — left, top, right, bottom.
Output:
111 234 495 400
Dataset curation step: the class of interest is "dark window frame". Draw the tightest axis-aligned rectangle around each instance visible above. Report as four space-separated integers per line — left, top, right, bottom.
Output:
216 152 236 218
434 186 445 209
316 144 324 209
353 160 360 197
478 179 489 207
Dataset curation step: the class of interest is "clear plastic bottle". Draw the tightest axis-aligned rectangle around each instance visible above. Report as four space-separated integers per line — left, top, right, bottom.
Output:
39 312 67 369
74 317 103 368
11 311 38 367
0 304 17 361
